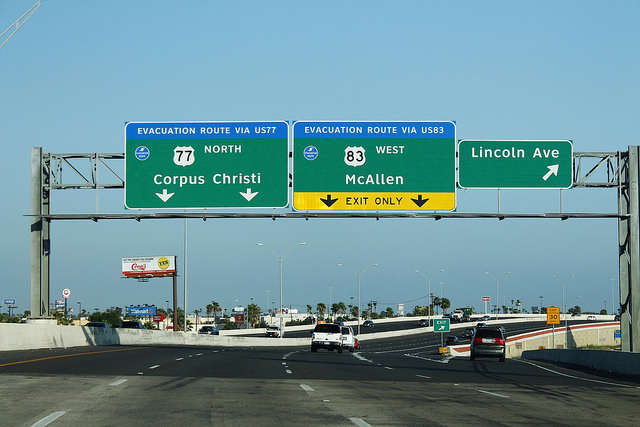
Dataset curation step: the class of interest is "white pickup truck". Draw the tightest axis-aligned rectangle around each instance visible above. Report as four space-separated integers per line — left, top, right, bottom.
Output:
311 323 344 353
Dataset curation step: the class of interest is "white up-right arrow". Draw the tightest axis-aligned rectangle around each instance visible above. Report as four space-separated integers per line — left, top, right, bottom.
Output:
542 164 559 181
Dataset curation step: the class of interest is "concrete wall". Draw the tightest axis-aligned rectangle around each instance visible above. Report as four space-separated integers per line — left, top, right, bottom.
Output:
449 322 621 358
522 348 640 378
0 321 310 351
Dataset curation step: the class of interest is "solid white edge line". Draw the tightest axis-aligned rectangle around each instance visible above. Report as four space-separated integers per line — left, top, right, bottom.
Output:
149 365 160 370
109 379 127 386
416 374 431 379
31 411 65 427
517 359 640 389
349 417 372 427
478 389 509 398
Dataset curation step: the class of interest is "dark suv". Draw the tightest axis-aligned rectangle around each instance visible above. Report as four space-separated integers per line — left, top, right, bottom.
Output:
470 327 506 362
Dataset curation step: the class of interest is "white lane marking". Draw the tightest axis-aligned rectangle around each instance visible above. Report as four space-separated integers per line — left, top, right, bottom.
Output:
31 411 65 427
373 343 441 354
300 384 315 392
384 366 393 370
149 365 160 370
517 359 640 389
176 357 184 361
282 362 287 365
405 353 454 364
416 375 431 379
195 353 203 356
109 379 127 386
349 418 372 427
478 389 509 398
353 353 374 363
285 369 292 374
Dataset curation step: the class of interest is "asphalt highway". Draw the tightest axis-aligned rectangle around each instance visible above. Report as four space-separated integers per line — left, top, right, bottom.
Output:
1 324 639 426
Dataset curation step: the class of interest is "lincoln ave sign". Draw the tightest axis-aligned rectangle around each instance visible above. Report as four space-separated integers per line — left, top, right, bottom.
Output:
458 140 573 189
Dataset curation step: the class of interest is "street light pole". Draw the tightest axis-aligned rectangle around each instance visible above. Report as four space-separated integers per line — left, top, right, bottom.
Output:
257 242 305 336
415 269 444 328
338 263 378 336
485 272 509 320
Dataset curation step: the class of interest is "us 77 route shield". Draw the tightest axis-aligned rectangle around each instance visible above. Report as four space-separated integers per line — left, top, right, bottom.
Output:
292 121 456 211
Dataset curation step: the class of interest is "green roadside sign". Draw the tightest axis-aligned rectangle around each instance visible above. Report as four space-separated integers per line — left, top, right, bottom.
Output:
434 318 450 332
458 140 573 189
124 121 289 209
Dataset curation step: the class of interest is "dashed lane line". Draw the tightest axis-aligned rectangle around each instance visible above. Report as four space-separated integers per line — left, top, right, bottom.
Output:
478 389 509 398
31 411 65 427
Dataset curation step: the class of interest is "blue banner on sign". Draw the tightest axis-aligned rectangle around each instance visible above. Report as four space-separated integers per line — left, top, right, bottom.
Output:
293 121 456 139
4 299 16 305
125 121 289 140
128 306 157 316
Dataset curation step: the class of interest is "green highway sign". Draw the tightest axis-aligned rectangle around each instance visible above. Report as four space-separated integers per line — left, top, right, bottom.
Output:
434 318 450 332
458 140 573 189
124 121 289 209
292 121 457 211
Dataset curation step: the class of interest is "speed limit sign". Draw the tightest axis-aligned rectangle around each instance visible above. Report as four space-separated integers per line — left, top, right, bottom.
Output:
546 306 560 325
62 288 71 299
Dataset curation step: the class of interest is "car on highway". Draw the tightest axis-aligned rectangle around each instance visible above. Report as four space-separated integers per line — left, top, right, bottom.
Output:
614 314 621 321
445 336 460 346
311 323 344 353
476 322 488 328
495 325 506 334
119 320 145 329
470 327 506 362
418 319 428 326
198 325 219 335
341 326 356 352
481 315 491 321
463 327 475 338
265 325 283 337
362 320 375 328
85 321 109 328
587 315 597 321
571 312 582 317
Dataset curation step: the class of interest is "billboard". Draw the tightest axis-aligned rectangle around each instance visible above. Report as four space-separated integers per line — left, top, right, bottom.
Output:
122 256 176 278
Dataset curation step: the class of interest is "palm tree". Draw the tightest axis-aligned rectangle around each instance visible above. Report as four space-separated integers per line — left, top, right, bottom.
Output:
337 301 347 317
385 307 394 318
432 296 442 315
205 303 214 323
316 302 327 320
441 298 451 314
350 305 359 319
306 305 312 317
247 303 261 328
212 301 221 320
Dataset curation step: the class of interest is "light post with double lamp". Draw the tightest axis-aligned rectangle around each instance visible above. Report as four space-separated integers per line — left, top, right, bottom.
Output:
485 272 509 320
337 263 378 336
256 242 305 336
76 302 81 325
415 269 444 328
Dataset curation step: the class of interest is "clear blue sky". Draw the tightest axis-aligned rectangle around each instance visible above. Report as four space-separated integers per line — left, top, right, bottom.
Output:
1 1 637 317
